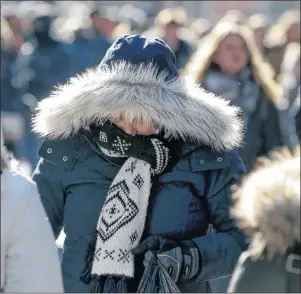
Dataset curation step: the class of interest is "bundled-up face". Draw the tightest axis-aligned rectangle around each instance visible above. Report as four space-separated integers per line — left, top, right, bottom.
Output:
213 34 249 76
114 119 157 136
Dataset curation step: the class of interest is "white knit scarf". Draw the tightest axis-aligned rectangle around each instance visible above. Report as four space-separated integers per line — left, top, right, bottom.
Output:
80 124 171 292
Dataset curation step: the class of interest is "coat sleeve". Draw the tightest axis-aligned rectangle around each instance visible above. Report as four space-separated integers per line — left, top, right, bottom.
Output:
32 157 65 239
4 177 64 292
192 149 248 282
258 95 283 157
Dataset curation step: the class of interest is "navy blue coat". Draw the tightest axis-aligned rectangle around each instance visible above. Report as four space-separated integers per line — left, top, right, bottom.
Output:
33 133 246 292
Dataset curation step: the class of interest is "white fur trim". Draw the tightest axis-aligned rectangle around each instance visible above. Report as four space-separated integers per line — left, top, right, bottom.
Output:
33 62 243 151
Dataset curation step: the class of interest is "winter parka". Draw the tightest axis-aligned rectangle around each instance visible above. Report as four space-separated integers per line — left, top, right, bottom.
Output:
32 61 247 293
228 147 300 293
184 23 283 173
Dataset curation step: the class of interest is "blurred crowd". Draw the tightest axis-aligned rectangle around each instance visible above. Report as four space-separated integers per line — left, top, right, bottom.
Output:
1 1 300 174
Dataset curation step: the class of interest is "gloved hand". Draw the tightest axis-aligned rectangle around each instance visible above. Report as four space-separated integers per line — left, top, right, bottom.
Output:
132 236 201 283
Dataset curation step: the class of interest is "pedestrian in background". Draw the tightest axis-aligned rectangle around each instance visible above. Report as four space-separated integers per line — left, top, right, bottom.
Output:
184 22 283 172
228 146 300 293
0 128 63 293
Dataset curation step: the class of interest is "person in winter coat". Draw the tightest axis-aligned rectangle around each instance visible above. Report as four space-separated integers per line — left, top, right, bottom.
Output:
143 8 194 70
228 146 300 293
12 12 72 169
277 42 300 150
0 129 63 293
32 35 247 293
184 22 283 173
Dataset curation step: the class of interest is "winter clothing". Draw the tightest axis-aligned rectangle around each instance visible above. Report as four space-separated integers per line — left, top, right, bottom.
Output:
80 121 174 292
32 35 247 293
11 15 71 168
65 31 111 77
99 34 179 81
277 42 300 150
228 148 300 293
278 84 300 150
1 156 63 292
184 23 283 173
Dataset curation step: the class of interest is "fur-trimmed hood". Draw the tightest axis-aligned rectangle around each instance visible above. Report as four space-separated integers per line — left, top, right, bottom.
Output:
32 62 243 152
232 147 300 259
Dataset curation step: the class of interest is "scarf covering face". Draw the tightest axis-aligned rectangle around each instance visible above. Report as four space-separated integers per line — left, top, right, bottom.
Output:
80 121 172 292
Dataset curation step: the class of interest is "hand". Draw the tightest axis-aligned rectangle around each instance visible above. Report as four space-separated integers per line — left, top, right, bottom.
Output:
132 236 200 283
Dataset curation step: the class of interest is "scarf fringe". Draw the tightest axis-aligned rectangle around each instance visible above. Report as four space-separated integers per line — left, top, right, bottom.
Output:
103 276 116 293
91 275 103 293
89 275 128 293
137 258 160 293
80 231 98 284
116 276 128 293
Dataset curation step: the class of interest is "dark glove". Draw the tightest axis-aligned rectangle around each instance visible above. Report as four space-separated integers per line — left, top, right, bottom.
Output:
132 236 200 283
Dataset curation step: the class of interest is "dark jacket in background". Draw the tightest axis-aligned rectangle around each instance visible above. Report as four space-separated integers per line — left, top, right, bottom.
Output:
174 39 192 70
65 31 111 76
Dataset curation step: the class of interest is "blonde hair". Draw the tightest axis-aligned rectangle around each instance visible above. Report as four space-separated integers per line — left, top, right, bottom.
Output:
278 10 300 38
280 42 300 76
183 22 282 103
155 7 188 27
232 146 300 259
111 23 132 41
246 13 269 31
1 17 13 46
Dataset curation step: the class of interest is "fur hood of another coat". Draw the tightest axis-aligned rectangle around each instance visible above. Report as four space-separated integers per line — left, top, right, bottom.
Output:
32 61 243 152
232 147 300 259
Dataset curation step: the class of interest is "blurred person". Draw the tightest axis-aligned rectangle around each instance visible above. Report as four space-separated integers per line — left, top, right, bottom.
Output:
11 10 72 170
228 147 300 293
111 23 132 42
118 4 148 35
189 18 212 41
0 128 64 293
152 7 194 70
1 17 27 158
263 24 287 81
184 23 283 173
58 15 101 75
4 13 26 54
218 9 246 26
246 13 269 54
32 34 247 293
90 7 117 43
278 10 300 44
277 42 300 150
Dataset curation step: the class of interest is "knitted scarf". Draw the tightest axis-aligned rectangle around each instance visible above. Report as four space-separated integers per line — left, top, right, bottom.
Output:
80 121 172 293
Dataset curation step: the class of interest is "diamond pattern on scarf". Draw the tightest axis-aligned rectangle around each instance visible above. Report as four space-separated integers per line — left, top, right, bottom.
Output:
113 136 131 155
98 180 139 243
99 131 108 143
